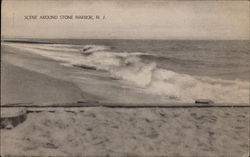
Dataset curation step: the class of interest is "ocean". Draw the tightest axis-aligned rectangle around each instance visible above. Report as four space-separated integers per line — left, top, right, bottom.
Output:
3 39 249 104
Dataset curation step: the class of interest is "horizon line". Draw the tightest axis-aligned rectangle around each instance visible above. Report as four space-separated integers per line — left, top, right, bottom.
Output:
1 37 249 41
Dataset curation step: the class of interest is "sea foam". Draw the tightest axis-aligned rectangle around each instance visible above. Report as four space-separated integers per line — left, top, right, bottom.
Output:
5 43 249 103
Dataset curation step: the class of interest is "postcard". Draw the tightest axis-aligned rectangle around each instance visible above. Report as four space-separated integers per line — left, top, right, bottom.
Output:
1 0 249 156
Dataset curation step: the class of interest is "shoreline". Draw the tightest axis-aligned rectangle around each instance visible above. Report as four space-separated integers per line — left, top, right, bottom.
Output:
1 44 103 105
1 43 249 104
1 41 249 157
1 62 86 105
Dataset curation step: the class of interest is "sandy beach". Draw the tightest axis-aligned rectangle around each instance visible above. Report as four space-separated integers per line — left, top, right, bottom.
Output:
1 62 87 105
1 107 249 157
1 0 249 156
1 44 100 105
1 43 249 157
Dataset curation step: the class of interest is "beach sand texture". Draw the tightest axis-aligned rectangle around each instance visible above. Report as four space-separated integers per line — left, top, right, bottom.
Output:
1 108 249 157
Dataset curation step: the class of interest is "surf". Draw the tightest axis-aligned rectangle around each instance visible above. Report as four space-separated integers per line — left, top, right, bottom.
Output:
4 42 249 103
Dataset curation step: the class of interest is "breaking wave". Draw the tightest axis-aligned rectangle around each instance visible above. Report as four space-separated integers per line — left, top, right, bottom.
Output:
5 43 249 103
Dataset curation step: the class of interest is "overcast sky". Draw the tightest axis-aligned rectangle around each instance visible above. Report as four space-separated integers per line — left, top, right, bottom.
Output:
1 0 249 40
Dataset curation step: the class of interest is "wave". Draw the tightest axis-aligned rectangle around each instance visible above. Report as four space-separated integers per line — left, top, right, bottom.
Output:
82 45 110 53
5 43 249 103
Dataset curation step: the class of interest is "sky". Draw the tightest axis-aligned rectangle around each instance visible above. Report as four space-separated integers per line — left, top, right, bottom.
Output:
1 0 249 40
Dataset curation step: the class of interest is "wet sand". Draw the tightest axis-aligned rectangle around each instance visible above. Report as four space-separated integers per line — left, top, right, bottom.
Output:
1 44 101 105
1 62 86 105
